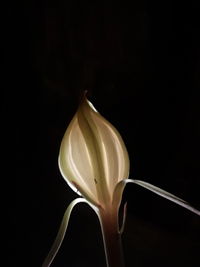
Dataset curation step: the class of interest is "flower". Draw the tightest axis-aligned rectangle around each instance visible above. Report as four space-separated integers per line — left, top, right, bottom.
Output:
43 94 199 267
58 95 129 209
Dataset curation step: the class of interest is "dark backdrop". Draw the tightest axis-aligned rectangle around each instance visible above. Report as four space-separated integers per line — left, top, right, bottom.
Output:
15 1 200 267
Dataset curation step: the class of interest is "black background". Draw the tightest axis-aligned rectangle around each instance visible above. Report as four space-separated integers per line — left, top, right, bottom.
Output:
14 1 200 266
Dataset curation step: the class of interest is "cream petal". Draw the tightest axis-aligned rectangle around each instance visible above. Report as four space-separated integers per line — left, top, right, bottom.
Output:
59 95 130 207
58 116 99 206
78 97 130 197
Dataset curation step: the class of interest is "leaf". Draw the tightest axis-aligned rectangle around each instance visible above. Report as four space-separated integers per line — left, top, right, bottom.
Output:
42 198 89 267
113 179 200 220
130 179 200 216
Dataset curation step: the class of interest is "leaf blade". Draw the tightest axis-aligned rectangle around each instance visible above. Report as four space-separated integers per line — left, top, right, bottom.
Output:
42 198 89 267
130 179 200 216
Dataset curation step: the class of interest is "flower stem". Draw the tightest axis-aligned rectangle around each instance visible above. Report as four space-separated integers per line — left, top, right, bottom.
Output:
99 209 125 267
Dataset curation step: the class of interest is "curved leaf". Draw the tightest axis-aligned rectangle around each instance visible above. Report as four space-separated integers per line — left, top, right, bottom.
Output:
42 198 89 267
132 179 200 216
113 178 200 220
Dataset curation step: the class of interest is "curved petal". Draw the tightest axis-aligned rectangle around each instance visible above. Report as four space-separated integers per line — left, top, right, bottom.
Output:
112 180 127 212
42 198 89 267
78 97 130 200
59 115 100 206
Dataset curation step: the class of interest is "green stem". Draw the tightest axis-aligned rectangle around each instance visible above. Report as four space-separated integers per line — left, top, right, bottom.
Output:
99 209 125 267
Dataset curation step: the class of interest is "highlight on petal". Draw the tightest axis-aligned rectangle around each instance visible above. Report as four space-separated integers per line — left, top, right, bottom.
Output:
58 95 130 207
58 115 100 207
